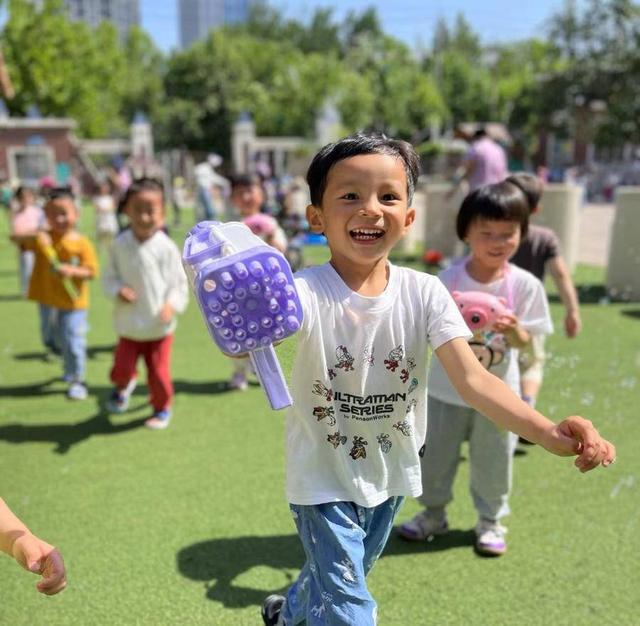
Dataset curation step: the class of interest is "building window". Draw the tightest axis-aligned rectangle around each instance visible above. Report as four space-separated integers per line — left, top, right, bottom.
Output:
7 146 55 186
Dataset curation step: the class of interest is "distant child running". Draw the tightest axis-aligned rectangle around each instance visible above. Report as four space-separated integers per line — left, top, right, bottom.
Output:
227 174 288 391
93 181 118 251
8 186 44 296
0 497 66 595
260 134 615 625
103 178 188 430
398 181 555 555
11 187 98 400
508 172 582 411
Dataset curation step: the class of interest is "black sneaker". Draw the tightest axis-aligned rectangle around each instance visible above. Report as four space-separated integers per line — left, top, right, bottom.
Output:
261 594 285 625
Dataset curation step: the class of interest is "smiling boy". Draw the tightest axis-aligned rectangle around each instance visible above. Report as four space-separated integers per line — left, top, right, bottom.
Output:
261 133 615 626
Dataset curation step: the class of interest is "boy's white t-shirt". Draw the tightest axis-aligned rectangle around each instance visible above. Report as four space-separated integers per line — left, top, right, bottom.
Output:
287 262 471 508
428 261 553 407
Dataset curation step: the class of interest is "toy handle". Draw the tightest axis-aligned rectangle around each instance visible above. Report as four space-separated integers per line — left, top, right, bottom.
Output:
249 346 292 410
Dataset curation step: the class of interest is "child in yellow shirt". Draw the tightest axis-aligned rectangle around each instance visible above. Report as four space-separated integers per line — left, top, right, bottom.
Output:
13 188 98 399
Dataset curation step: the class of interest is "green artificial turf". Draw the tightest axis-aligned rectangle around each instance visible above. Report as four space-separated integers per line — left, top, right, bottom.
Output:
0 209 638 625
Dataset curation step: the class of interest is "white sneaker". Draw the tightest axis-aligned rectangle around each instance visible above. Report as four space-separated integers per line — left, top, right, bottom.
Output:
474 519 507 556
397 510 449 541
67 381 88 401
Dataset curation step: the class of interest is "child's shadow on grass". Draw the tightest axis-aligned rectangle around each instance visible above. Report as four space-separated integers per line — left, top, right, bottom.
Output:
177 534 304 608
177 528 476 609
0 380 146 454
12 343 116 362
173 379 260 394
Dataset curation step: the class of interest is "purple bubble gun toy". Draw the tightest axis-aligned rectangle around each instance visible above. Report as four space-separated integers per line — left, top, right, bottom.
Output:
183 221 303 410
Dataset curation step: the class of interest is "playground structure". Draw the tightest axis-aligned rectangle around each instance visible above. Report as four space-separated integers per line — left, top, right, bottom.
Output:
0 104 160 190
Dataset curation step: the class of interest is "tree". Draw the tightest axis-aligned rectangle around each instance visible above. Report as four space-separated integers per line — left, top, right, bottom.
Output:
120 27 166 126
0 0 127 136
543 0 640 147
161 30 375 156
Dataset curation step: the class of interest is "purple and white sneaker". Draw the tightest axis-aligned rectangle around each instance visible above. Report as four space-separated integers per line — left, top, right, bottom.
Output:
397 511 449 541
474 519 507 556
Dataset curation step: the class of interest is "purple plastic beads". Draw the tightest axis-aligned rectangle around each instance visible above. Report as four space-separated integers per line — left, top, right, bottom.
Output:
183 221 303 410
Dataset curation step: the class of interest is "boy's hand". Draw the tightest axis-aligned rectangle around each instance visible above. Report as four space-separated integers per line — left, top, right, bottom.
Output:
118 286 137 303
564 311 582 338
542 415 616 472
159 303 175 324
12 532 67 595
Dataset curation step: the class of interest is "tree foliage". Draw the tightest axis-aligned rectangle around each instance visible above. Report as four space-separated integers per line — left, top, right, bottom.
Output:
1 0 125 136
1 0 638 155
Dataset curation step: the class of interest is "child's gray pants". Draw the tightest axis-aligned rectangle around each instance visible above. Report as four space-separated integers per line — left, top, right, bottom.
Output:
420 395 518 521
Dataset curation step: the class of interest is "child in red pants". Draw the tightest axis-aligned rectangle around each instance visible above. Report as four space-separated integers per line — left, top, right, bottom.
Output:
103 179 188 429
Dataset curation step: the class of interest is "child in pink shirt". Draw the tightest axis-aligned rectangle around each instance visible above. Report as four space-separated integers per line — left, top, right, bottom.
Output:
9 187 44 295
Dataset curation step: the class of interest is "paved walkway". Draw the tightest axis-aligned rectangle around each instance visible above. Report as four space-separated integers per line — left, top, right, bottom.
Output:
577 203 615 267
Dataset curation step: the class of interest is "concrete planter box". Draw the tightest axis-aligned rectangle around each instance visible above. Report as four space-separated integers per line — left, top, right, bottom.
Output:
606 187 640 301
534 183 583 272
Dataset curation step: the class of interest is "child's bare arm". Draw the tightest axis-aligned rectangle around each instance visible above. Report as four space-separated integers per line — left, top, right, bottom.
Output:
435 338 615 471
0 498 67 595
547 256 581 337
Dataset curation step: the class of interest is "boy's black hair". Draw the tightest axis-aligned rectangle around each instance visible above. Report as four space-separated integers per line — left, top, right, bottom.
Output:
44 186 75 202
230 173 263 190
456 181 530 240
506 173 542 214
119 177 165 213
306 132 421 206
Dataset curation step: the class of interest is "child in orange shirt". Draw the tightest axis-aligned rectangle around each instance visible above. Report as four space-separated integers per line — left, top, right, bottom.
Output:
12 188 98 399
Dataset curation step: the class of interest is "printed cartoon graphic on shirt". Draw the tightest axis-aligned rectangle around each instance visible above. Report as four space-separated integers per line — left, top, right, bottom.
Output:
311 341 424 462
349 436 368 460
469 332 507 371
384 345 404 372
334 345 355 372
327 431 347 449
393 420 412 436
377 433 392 453
313 405 336 426
312 380 333 401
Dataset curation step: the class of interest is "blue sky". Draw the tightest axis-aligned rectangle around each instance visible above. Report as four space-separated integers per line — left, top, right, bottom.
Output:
141 0 568 52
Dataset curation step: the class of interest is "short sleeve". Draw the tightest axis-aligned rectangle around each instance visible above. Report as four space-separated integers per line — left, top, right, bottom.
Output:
81 238 99 278
426 277 472 350
294 275 315 340
544 230 561 261
515 275 553 335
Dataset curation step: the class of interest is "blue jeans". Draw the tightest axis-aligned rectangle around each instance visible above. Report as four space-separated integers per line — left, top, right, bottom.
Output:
281 497 404 625
197 185 216 220
18 250 35 296
39 304 87 381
